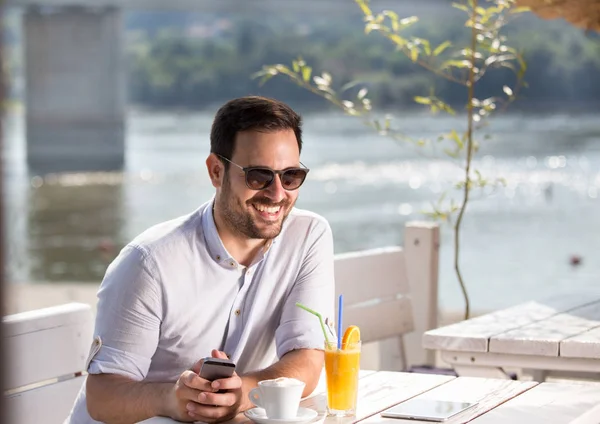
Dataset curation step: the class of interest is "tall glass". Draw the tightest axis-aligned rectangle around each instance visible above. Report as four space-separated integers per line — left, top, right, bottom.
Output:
324 340 361 417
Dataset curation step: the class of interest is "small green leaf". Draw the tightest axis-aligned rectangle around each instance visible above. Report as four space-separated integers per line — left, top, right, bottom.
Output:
313 76 328 86
441 59 472 69
383 10 399 31
414 96 431 105
292 61 300 73
257 73 274 86
484 55 498 66
399 16 419 26
452 3 468 12
355 0 372 16
421 39 431 56
410 47 419 62
486 6 501 15
389 34 407 46
362 98 372 111
518 55 528 73
433 41 452 56
498 62 516 72
486 54 516 66
250 69 266 80
439 102 456 115
365 23 380 34
301 66 312 82
450 129 463 149
374 14 385 24
384 116 391 130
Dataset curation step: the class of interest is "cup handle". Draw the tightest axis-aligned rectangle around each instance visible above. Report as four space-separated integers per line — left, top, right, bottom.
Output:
249 387 263 409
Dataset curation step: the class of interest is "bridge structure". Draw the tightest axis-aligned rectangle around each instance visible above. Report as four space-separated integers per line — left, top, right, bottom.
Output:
5 0 440 173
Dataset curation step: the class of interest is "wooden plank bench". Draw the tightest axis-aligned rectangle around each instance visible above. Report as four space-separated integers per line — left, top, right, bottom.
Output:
3 302 94 424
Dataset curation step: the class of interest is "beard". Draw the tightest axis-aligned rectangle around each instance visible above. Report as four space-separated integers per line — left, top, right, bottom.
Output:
217 172 294 240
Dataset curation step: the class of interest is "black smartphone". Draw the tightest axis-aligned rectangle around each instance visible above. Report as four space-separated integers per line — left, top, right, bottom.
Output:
198 357 236 381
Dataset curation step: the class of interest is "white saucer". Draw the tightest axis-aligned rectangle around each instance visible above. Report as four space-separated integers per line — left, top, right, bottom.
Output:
244 407 319 424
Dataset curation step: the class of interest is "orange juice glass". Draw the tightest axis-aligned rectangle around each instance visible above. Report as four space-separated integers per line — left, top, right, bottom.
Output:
324 340 361 417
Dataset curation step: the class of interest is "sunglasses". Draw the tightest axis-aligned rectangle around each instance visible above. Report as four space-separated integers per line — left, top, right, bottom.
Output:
217 155 309 191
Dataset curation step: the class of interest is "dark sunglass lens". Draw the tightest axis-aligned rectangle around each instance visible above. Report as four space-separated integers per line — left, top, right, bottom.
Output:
246 168 275 190
281 169 308 190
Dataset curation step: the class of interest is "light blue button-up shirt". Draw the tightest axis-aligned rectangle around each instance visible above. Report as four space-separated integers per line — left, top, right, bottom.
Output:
67 198 335 423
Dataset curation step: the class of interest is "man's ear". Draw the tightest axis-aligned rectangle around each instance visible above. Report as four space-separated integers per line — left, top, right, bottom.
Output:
206 153 225 188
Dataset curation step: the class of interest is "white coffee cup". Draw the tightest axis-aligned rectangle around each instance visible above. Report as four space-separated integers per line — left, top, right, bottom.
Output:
249 377 306 419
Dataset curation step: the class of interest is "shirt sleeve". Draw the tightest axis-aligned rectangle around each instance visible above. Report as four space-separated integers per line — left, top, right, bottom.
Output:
275 219 335 358
86 244 163 381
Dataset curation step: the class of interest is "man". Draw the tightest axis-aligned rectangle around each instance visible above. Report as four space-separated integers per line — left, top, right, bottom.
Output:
67 96 335 423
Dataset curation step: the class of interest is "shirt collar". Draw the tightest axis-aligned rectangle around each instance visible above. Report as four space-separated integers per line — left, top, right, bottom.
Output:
202 198 236 269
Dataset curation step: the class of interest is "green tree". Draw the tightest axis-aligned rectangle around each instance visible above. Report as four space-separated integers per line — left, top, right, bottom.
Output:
254 0 529 319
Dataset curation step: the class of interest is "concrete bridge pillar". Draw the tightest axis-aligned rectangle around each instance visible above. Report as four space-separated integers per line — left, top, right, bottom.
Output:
24 6 126 174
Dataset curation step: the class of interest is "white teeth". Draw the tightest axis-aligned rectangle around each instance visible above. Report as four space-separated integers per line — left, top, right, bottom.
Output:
254 204 281 214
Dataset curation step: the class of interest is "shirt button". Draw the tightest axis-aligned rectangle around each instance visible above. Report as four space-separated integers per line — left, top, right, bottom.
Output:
235 309 241 316
230 262 236 268
216 255 221 260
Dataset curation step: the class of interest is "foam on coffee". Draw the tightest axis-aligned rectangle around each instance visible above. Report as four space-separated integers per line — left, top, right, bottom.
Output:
261 377 304 387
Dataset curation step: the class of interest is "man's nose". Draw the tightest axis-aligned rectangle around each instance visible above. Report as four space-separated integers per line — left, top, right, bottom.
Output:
263 174 287 202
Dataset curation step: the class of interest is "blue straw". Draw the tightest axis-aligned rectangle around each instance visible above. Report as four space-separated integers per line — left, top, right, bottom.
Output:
337 294 343 349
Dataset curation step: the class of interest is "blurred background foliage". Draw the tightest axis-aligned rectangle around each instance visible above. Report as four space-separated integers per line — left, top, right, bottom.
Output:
2 3 600 110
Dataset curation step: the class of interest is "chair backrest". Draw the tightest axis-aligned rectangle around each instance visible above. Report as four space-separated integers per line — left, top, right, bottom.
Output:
3 302 94 424
335 246 414 344
333 222 440 370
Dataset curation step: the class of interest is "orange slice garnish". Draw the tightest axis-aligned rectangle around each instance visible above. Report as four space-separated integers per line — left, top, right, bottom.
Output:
341 325 361 349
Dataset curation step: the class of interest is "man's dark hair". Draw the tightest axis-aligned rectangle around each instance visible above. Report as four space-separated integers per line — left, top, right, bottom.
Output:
210 96 303 163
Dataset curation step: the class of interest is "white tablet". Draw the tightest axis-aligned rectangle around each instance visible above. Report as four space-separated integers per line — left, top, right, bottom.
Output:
380 398 478 422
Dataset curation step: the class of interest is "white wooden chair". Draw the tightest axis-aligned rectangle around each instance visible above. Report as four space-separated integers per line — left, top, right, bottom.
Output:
334 222 439 371
3 302 94 424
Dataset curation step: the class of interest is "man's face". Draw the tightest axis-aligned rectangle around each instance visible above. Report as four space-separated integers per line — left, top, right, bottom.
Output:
217 129 301 240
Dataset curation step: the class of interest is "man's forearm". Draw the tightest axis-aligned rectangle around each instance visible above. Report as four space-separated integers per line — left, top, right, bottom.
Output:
239 349 323 411
86 374 173 424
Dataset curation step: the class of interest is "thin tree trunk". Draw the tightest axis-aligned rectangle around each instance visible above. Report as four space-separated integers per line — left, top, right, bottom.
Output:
454 0 479 321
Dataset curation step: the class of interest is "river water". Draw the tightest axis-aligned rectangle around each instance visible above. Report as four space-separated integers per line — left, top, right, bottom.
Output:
3 109 600 311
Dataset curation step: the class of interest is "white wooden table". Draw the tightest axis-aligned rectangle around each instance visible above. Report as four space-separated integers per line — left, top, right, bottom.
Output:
140 370 600 424
422 293 600 381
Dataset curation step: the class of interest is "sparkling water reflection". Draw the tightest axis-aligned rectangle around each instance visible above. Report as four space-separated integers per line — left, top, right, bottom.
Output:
3 110 600 311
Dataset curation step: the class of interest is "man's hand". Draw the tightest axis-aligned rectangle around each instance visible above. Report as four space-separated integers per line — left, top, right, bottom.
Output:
169 350 244 423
